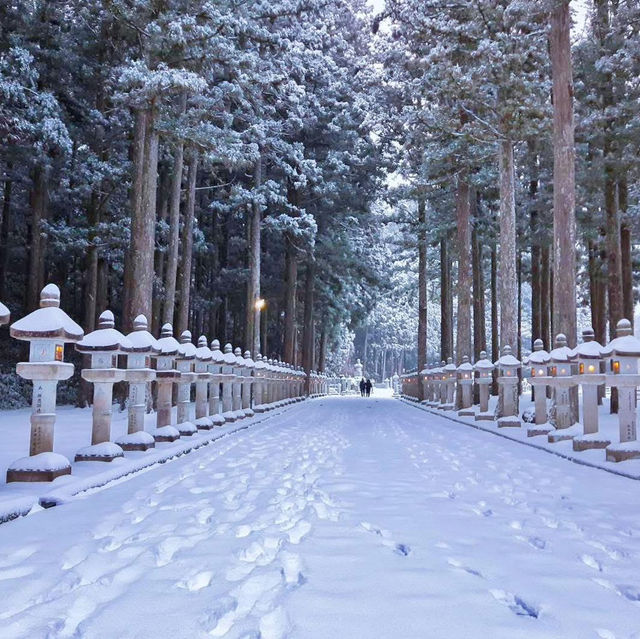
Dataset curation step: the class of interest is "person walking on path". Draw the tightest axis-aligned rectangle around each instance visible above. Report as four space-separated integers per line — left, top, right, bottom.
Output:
365 379 373 397
359 378 366 397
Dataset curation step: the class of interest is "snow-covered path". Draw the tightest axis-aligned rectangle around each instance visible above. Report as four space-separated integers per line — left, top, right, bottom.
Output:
1 397 640 639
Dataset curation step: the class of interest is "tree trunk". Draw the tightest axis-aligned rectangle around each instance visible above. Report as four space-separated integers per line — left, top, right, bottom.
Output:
162 115 186 326
455 177 472 365
318 324 327 372
283 235 298 364
528 140 541 345
302 256 315 379
176 151 198 335
0 162 12 300
123 105 158 331
541 243 552 349
417 198 428 382
440 236 453 361
619 176 633 326
27 162 49 312
246 155 262 356
491 244 499 396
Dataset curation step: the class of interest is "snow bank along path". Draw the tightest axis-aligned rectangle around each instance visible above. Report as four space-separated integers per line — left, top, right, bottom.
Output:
1 396 639 639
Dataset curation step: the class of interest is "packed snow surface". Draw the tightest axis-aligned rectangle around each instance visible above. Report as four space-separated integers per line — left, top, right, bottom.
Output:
1 396 640 639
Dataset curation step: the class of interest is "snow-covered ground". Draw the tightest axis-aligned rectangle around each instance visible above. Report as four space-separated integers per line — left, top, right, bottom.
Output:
1 395 640 638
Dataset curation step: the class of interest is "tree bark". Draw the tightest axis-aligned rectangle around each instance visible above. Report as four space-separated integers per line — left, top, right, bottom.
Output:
619 176 633 326
176 151 198 335
455 177 472 365
528 140 542 345
27 162 49 312
491 243 499 396
0 162 12 299
417 198 428 382
283 235 298 364
541 243 552 350
302 255 315 378
440 236 453 361
246 155 262 356
550 0 577 347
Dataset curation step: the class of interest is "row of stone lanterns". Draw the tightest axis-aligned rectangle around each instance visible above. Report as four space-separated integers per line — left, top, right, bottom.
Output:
401 318 640 463
4 284 324 483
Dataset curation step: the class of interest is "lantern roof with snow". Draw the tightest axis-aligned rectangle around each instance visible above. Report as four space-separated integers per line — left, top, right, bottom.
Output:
474 351 495 371
457 355 474 372
210 339 225 364
76 310 133 353
126 315 161 353
195 335 212 361
176 330 197 359
11 284 84 342
222 343 237 364
497 345 520 367
602 319 640 357
243 350 255 368
526 339 550 365
157 323 180 355
570 328 604 360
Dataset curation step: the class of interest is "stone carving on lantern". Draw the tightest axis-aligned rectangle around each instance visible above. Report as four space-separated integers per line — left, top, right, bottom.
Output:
193 335 214 430
456 356 474 417
474 351 494 420
75 310 133 462
153 324 182 442
242 350 255 417
116 314 159 451
602 319 640 462
173 331 198 436
524 339 551 437
7 284 83 482
546 334 577 443
221 343 238 422
571 328 608 451
208 339 226 426
496 345 521 428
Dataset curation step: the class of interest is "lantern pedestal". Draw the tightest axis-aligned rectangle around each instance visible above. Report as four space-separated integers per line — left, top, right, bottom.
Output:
546 377 578 442
457 382 474 416
6 452 71 483
527 378 553 437
573 375 608 450
176 370 198 437
75 441 125 463
117 369 156 451
496 377 520 428
153 370 181 442
605 373 640 461
606 442 640 463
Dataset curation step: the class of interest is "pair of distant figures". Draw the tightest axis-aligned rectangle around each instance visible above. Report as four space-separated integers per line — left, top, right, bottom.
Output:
359 378 373 397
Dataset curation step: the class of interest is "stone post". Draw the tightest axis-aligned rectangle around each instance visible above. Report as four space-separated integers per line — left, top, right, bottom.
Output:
242 350 255 417
496 345 521 428
153 324 181 442
221 343 237 421
75 310 132 462
525 339 551 437
116 314 158 451
457 356 474 416
208 340 226 425
232 347 246 419
7 284 83 482
474 351 494 420
194 335 214 430
546 334 577 443
174 331 198 436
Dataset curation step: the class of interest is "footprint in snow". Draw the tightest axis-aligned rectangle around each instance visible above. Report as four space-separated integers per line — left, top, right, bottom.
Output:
489 589 539 619
448 558 483 578
580 554 603 572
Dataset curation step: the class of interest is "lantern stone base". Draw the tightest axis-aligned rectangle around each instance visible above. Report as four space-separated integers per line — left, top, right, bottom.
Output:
606 443 640 463
243 408 255 417
254 405 266 413
527 423 554 438
194 417 214 430
116 431 156 451
458 408 475 417
209 414 225 425
177 421 198 436
573 435 611 451
6 452 72 483
547 425 579 443
497 416 521 428
152 426 180 442
75 442 124 462
475 411 494 421
222 411 237 422
440 403 455 411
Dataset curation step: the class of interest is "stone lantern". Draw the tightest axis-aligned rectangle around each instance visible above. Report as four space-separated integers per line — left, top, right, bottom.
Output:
602 319 640 462
474 351 494 420
194 335 214 430
441 358 457 410
7 284 83 482
75 310 133 462
436 361 447 406
221 343 238 421
173 331 198 436
525 339 551 437
253 354 266 412
242 350 255 417
153 324 181 442
264 359 275 408
355 358 363 380
571 328 607 451
0 301 9 325
546 333 577 443
116 314 159 451
392 371 400 397
207 339 226 426
496 345 521 428
456 356 474 417
232 347 246 419
420 367 430 405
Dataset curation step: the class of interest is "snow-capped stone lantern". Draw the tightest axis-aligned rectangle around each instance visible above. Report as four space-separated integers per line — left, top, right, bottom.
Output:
392 372 400 397
193 335 213 430
603 319 640 462
242 350 255 417
7 284 83 482
474 351 494 420
74 310 132 462
116 315 158 451
420 366 430 405
525 339 551 436
355 358 363 380
437 360 448 406
496 345 521 428
571 328 607 451
207 339 226 426
456 356 474 417
221 343 238 421
174 331 198 436
253 354 266 412
441 357 457 410
264 359 276 407
0 301 9 326
232 347 246 419
153 324 181 442
546 333 577 443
